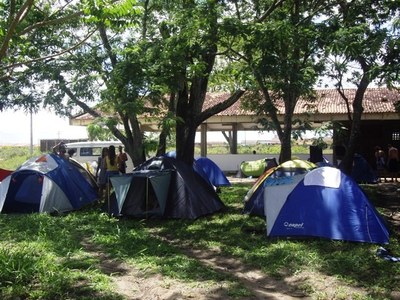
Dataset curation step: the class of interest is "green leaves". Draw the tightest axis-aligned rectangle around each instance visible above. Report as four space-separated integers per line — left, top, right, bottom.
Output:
82 0 141 27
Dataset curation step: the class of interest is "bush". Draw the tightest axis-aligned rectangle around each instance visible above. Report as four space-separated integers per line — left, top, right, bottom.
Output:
0 146 42 170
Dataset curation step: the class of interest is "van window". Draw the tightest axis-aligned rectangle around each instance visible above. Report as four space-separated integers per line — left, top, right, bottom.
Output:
80 147 102 157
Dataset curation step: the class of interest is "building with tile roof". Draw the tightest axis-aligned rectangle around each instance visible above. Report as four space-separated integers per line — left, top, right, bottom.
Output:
70 87 400 169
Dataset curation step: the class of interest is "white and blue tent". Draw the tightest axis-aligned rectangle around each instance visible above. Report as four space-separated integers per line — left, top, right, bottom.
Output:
265 166 389 244
0 154 98 213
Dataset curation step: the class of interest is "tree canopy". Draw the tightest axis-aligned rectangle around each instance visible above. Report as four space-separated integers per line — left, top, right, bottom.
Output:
222 0 329 162
1 0 399 169
323 0 400 173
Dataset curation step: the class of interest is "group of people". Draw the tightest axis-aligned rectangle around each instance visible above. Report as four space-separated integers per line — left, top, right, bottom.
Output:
52 142 129 199
375 144 399 182
96 145 129 199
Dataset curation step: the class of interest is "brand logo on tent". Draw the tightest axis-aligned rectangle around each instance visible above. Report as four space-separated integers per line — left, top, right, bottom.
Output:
284 222 304 229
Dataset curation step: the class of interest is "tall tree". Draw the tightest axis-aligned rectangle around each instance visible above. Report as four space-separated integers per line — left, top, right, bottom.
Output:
224 0 327 163
0 0 150 165
49 0 149 166
173 1 245 165
138 0 247 165
324 0 400 174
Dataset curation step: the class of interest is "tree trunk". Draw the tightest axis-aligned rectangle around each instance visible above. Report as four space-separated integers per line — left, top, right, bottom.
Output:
156 130 168 157
279 130 292 163
176 121 197 165
156 93 177 156
222 131 235 154
176 82 195 165
276 110 293 163
340 83 368 175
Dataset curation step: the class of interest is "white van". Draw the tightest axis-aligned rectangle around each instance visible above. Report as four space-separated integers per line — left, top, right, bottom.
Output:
65 141 134 174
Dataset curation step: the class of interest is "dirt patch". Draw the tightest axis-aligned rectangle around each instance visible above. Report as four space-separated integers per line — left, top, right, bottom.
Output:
82 238 311 299
155 235 310 299
81 234 371 300
81 237 307 299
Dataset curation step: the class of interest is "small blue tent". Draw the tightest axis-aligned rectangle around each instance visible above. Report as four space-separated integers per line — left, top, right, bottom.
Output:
194 157 231 187
267 167 389 244
164 151 230 188
349 153 378 184
0 154 98 213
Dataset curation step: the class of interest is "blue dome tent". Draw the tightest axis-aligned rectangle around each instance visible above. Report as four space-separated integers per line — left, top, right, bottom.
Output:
266 167 389 244
194 157 231 187
0 154 98 214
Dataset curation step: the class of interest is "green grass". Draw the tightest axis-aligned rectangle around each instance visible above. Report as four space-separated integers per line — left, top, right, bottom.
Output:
199 143 333 155
0 147 398 299
0 184 399 299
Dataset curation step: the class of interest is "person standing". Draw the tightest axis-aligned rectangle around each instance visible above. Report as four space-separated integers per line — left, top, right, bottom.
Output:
387 144 399 182
103 145 120 202
117 145 128 174
52 142 69 160
96 147 109 199
374 146 386 182
67 148 76 158
106 145 120 179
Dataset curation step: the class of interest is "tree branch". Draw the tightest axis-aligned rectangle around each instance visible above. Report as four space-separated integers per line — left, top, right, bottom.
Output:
197 89 244 125
18 11 83 36
0 0 35 62
1 29 96 73
56 73 101 118
97 23 118 67
257 0 285 23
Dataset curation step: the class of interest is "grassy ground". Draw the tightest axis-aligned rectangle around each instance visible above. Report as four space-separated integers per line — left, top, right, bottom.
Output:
0 146 399 299
0 183 399 299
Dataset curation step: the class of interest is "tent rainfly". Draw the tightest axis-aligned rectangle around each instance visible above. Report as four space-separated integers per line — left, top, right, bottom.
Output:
0 154 98 214
265 166 389 244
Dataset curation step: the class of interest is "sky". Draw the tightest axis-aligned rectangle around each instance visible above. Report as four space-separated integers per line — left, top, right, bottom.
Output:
0 109 88 146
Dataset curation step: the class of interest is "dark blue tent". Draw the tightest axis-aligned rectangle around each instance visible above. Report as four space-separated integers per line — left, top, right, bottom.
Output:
110 156 226 219
349 154 378 184
194 157 231 187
